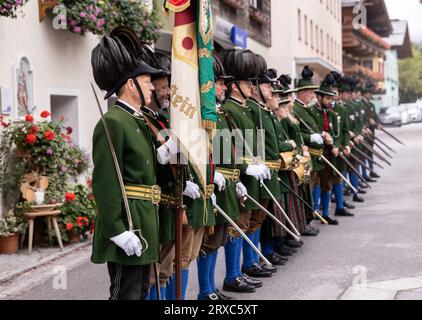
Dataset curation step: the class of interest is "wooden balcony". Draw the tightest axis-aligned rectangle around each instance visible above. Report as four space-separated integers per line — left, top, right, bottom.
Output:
343 65 385 82
343 24 387 58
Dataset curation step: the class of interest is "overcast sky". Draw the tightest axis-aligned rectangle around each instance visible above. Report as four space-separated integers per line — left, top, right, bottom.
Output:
385 0 422 43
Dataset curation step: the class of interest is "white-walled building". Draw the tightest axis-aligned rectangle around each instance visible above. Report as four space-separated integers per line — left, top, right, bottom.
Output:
0 1 102 150
268 0 343 82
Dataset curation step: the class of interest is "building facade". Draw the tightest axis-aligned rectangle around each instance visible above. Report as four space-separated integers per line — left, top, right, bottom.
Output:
374 19 412 109
342 0 393 108
268 0 343 83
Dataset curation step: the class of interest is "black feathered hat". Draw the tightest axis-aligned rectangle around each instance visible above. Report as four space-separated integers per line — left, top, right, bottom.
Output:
213 52 234 82
315 73 337 96
362 80 376 93
91 26 162 100
278 74 297 94
221 49 257 82
259 67 278 84
296 66 319 91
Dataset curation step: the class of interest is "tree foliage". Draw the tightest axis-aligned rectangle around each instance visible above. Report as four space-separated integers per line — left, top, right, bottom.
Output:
398 44 422 103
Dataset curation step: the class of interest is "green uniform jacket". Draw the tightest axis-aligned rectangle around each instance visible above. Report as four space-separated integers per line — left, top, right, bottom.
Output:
247 99 281 201
222 98 260 210
275 117 295 193
91 103 159 266
142 107 175 244
293 99 325 172
332 102 351 173
310 103 340 170
185 162 216 229
213 109 241 224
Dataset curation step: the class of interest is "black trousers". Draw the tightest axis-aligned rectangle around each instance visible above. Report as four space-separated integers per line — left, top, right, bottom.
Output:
107 262 151 300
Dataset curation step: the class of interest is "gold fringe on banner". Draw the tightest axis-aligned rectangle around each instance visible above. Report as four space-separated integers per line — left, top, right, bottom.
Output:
202 119 217 139
165 0 191 13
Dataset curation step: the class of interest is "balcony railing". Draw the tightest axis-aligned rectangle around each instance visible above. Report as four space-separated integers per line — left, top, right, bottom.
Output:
343 65 385 82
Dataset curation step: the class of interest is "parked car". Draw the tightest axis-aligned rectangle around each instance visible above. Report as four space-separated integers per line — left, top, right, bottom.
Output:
398 104 410 125
404 103 421 123
379 106 402 126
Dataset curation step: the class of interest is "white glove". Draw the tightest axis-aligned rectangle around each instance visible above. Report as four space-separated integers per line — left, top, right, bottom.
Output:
213 171 226 192
211 193 217 206
246 164 266 181
183 181 201 199
259 164 271 180
236 182 247 200
157 136 179 165
288 140 297 149
310 133 324 145
110 231 142 257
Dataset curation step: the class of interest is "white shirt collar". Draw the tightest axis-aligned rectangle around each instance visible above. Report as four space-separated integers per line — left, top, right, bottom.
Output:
117 99 143 117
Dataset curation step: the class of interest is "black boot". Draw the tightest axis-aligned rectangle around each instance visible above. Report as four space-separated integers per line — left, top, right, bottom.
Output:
365 177 377 183
335 208 354 217
223 277 256 293
242 264 272 278
324 216 339 225
353 194 365 202
370 172 380 178
358 188 367 194
343 201 355 209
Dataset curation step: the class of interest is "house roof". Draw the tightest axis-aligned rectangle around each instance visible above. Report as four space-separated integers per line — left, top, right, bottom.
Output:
384 19 413 59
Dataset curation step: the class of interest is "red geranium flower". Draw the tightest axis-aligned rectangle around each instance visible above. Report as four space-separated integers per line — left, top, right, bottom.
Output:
25 114 34 122
66 126 73 135
44 130 55 141
66 223 74 231
76 217 89 227
26 134 37 144
60 116 65 122
29 126 39 134
1 121 10 128
65 192 76 202
40 110 50 118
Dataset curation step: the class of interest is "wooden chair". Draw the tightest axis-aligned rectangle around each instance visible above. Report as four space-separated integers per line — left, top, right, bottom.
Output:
20 204 64 254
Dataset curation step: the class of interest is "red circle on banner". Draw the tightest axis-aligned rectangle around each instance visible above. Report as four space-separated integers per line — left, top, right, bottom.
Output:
182 37 194 50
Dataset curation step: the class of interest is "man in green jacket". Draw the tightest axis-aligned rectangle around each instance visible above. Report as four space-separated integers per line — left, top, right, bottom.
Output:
221 49 271 288
310 74 340 225
91 27 174 300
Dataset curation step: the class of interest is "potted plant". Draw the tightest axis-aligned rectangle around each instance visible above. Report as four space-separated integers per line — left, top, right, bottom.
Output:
0 0 29 19
60 184 96 243
0 110 90 205
0 211 26 254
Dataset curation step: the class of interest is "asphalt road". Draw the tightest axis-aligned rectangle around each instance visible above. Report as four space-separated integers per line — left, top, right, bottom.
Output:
17 123 422 300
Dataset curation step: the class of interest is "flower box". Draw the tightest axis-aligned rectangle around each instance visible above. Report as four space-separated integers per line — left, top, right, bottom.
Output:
221 0 246 10
249 8 270 25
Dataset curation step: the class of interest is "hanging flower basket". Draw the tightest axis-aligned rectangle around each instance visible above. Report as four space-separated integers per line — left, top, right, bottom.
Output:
0 0 29 19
